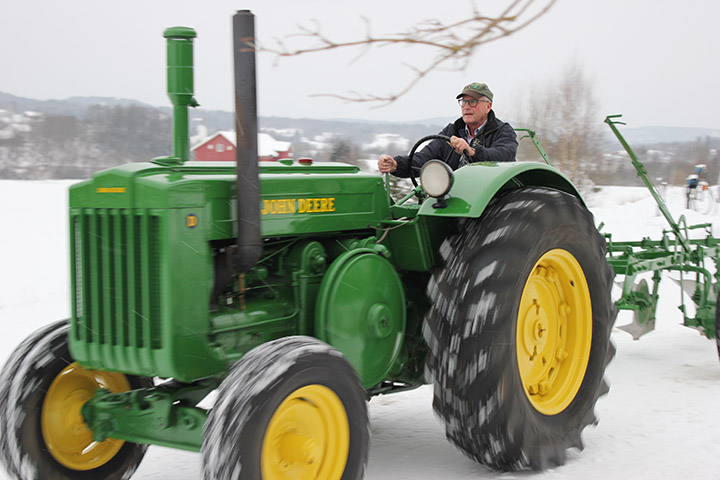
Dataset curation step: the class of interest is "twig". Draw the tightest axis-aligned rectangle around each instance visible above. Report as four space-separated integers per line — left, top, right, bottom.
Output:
254 0 557 104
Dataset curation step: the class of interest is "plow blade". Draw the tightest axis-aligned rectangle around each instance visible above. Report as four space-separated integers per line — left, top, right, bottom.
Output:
668 275 698 300
668 275 716 304
617 279 656 340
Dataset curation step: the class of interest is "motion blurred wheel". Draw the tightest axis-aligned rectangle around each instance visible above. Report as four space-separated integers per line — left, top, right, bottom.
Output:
0 320 150 480
202 336 369 480
688 183 716 214
424 187 616 471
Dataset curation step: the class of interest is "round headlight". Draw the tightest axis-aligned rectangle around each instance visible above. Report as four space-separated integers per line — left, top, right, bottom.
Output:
420 160 454 198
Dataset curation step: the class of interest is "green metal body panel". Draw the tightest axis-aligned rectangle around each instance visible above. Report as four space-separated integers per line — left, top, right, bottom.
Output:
69 165 223 381
257 162 390 237
70 156 578 451
382 207 448 272
68 160 391 382
417 161 581 218
314 247 406 388
68 158 580 382
377 161 580 271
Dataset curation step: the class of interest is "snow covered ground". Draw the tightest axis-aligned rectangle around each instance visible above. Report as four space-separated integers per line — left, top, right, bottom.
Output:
1 179 719 480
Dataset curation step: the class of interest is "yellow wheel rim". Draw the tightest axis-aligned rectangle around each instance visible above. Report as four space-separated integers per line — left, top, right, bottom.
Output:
41 362 131 471
516 249 592 415
261 384 350 480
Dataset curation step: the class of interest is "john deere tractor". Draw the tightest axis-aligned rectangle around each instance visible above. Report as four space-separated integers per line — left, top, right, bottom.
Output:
0 10 615 480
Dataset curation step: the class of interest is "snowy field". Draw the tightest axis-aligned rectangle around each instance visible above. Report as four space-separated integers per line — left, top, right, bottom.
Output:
1 179 719 480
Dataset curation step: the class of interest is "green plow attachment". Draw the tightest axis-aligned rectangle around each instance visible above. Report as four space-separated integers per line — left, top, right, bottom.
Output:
603 115 720 342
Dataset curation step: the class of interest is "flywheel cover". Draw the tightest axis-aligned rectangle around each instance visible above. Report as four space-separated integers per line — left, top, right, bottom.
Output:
315 249 405 388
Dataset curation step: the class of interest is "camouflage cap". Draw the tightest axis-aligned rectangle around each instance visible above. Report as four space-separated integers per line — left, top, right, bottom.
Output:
456 82 493 102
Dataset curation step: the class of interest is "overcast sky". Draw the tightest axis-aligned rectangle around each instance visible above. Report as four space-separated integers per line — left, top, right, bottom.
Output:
1 0 719 129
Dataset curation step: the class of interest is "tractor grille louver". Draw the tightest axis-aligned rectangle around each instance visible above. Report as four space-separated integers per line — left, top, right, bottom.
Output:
71 209 164 369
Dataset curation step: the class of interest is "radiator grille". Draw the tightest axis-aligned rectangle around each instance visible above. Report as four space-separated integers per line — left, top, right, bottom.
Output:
71 209 164 360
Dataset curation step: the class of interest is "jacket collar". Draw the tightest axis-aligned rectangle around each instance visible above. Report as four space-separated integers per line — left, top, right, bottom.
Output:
454 109 499 137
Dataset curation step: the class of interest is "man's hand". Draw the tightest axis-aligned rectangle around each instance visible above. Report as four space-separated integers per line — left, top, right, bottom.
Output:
378 155 397 173
449 136 475 157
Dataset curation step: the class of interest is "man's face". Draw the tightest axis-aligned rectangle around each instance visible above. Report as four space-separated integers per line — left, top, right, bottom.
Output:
460 95 492 128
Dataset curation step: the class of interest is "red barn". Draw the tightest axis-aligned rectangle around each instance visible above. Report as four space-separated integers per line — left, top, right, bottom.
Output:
192 131 292 162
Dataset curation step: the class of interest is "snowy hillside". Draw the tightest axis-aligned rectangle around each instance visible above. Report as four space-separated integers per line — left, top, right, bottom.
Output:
0 179 719 480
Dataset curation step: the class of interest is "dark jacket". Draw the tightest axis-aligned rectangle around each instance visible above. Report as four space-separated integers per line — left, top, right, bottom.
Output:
393 110 517 178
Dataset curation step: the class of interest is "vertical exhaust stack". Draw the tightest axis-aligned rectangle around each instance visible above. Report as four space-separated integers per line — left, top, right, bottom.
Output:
232 10 262 273
161 26 199 165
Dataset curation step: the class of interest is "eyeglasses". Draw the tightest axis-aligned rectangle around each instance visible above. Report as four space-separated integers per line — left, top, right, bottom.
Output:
458 98 490 107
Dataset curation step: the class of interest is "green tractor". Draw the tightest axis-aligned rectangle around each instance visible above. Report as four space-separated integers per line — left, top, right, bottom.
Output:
0 11 616 480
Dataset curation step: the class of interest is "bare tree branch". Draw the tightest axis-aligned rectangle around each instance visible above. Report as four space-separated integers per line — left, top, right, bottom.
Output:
254 0 557 105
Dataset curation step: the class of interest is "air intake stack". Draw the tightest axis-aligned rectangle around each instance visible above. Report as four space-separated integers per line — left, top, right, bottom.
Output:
161 26 199 165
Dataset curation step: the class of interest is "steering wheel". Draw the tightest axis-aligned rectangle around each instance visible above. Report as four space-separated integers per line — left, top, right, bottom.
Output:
407 134 453 187
387 134 470 207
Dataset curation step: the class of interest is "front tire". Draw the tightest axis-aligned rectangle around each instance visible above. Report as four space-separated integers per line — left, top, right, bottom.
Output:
202 336 369 480
423 187 616 471
0 320 150 480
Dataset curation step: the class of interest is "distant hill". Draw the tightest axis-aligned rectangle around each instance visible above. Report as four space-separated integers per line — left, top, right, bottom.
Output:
2 92 718 186
0 92 444 143
2 92 719 147
0 92 151 118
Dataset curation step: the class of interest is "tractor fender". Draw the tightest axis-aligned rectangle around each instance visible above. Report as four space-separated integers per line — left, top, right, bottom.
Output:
417 161 583 218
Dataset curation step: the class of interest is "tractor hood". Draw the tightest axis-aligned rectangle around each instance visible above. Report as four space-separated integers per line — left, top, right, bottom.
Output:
69 160 390 240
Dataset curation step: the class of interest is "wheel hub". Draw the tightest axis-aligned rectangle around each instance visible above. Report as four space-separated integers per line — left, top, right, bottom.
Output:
64 390 91 437
521 299 550 356
262 384 349 480
517 249 592 415
41 362 131 471
277 432 320 465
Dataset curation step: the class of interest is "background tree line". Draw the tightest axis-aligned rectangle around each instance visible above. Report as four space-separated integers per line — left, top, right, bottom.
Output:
1 85 718 188
0 104 171 179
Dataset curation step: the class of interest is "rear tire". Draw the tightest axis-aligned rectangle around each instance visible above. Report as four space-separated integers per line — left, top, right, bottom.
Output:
202 336 369 480
423 187 616 471
0 320 150 480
